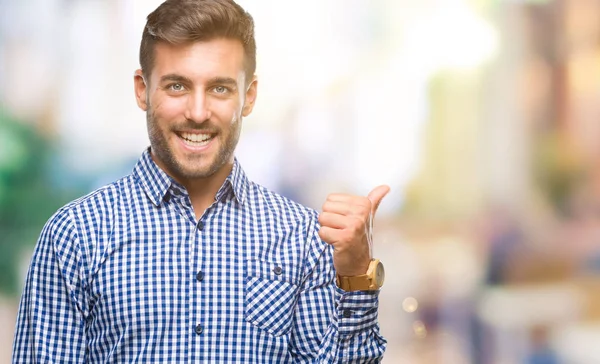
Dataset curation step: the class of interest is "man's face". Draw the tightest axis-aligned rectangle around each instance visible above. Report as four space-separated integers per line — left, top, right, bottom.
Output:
134 38 257 182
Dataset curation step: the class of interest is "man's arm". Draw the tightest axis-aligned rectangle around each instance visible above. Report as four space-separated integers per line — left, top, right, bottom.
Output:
12 208 88 363
288 212 386 363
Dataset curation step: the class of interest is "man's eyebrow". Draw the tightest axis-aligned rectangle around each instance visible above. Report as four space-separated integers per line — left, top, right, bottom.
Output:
208 77 238 87
158 75 238 88
159 74 193 84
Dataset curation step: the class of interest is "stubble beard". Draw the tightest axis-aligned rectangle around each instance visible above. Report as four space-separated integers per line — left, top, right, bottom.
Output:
146 108 241 181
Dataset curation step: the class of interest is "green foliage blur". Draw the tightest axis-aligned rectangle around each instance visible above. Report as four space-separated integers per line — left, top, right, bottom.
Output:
0 107 75 297
534 131 585 216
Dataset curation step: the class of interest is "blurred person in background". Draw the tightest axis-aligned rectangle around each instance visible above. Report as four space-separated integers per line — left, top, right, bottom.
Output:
11 0 390 362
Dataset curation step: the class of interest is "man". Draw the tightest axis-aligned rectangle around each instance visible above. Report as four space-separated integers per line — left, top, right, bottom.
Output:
12 0 389 362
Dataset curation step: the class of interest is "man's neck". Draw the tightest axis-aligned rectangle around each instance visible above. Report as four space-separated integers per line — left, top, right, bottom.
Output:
150 151 235 220
180 162 233 220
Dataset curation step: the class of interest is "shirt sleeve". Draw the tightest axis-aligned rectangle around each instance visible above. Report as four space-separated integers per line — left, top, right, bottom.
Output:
12 208 88 363
288 211 387 363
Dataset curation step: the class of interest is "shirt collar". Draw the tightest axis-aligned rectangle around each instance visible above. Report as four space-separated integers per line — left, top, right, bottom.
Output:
133 148 248 207
215 157 248 206
132 148 172 206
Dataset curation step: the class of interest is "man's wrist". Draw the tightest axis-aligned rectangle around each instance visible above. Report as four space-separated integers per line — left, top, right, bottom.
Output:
336 259 385 292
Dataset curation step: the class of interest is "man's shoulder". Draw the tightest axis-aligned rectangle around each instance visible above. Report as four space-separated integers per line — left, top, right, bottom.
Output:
48 174 136 226
35 174 133 248
247 181 318 222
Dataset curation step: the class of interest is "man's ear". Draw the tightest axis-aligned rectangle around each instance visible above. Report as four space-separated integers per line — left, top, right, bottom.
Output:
134 69 149 111
242 76 258 117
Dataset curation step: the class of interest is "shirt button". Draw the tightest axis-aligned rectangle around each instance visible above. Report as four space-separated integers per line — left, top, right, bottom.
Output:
273 266 283 275
196 271 204 282
194 324 204 335
197 221 204 230
343 310 352 319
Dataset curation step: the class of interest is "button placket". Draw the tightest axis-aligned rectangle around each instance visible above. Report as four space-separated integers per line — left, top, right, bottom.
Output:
190 204 206 343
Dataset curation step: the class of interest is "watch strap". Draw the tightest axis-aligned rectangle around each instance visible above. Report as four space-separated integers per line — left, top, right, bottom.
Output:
336 274 375 291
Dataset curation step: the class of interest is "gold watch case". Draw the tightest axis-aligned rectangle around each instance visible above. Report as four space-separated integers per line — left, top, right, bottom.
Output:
336 259 385 291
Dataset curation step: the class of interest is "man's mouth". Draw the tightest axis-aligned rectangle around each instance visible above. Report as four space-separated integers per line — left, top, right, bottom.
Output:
179 132 215 147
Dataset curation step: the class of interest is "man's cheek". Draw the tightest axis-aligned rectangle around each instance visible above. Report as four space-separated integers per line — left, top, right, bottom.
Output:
153 99 180 119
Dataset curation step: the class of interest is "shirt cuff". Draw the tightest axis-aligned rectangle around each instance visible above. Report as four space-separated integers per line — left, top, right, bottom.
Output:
335 288 380 336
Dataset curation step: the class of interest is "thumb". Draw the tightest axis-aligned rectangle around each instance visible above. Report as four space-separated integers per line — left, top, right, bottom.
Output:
367 185 391 216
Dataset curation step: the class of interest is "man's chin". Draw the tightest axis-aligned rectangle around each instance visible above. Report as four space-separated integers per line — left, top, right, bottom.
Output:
176 166 215 180
175 159 225 180
168 149 233 180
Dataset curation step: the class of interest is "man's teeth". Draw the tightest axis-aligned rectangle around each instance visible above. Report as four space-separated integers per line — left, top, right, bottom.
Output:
181 132 212 145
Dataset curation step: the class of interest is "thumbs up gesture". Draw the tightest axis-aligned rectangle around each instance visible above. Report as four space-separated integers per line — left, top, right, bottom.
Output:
318 185 390 277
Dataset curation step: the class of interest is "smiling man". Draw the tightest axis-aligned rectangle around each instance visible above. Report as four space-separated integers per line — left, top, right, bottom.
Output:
12 0 388 362
137 37 255 217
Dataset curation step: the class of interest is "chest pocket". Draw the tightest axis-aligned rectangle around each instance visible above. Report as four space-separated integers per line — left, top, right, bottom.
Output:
244 259 301 337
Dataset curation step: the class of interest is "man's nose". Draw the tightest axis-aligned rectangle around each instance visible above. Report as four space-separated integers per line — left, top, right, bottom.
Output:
185 92 211 123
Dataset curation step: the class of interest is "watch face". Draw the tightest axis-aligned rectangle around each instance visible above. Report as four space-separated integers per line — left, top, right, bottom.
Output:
375 261 385 287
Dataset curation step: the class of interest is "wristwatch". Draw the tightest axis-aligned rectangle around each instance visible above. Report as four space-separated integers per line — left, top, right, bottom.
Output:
336 259 385 291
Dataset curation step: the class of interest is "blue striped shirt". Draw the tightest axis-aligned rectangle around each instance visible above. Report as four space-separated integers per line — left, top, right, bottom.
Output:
13 148 386 363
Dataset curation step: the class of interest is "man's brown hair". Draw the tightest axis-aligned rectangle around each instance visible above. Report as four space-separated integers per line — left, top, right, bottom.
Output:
140 0 256 82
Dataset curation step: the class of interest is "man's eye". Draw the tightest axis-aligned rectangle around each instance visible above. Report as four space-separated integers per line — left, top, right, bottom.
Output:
169 83 184 91
213 86 228 94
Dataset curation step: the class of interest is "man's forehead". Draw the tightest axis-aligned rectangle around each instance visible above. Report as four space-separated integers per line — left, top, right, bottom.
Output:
153 38 245 59
151 39 247 81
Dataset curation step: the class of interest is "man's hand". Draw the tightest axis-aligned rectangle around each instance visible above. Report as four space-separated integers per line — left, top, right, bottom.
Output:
318 185 390 277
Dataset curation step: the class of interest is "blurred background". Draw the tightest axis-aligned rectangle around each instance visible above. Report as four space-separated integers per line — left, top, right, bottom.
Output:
1 0 600 362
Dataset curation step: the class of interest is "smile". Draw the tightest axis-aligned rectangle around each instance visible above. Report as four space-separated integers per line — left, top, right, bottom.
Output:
179 132 215 147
